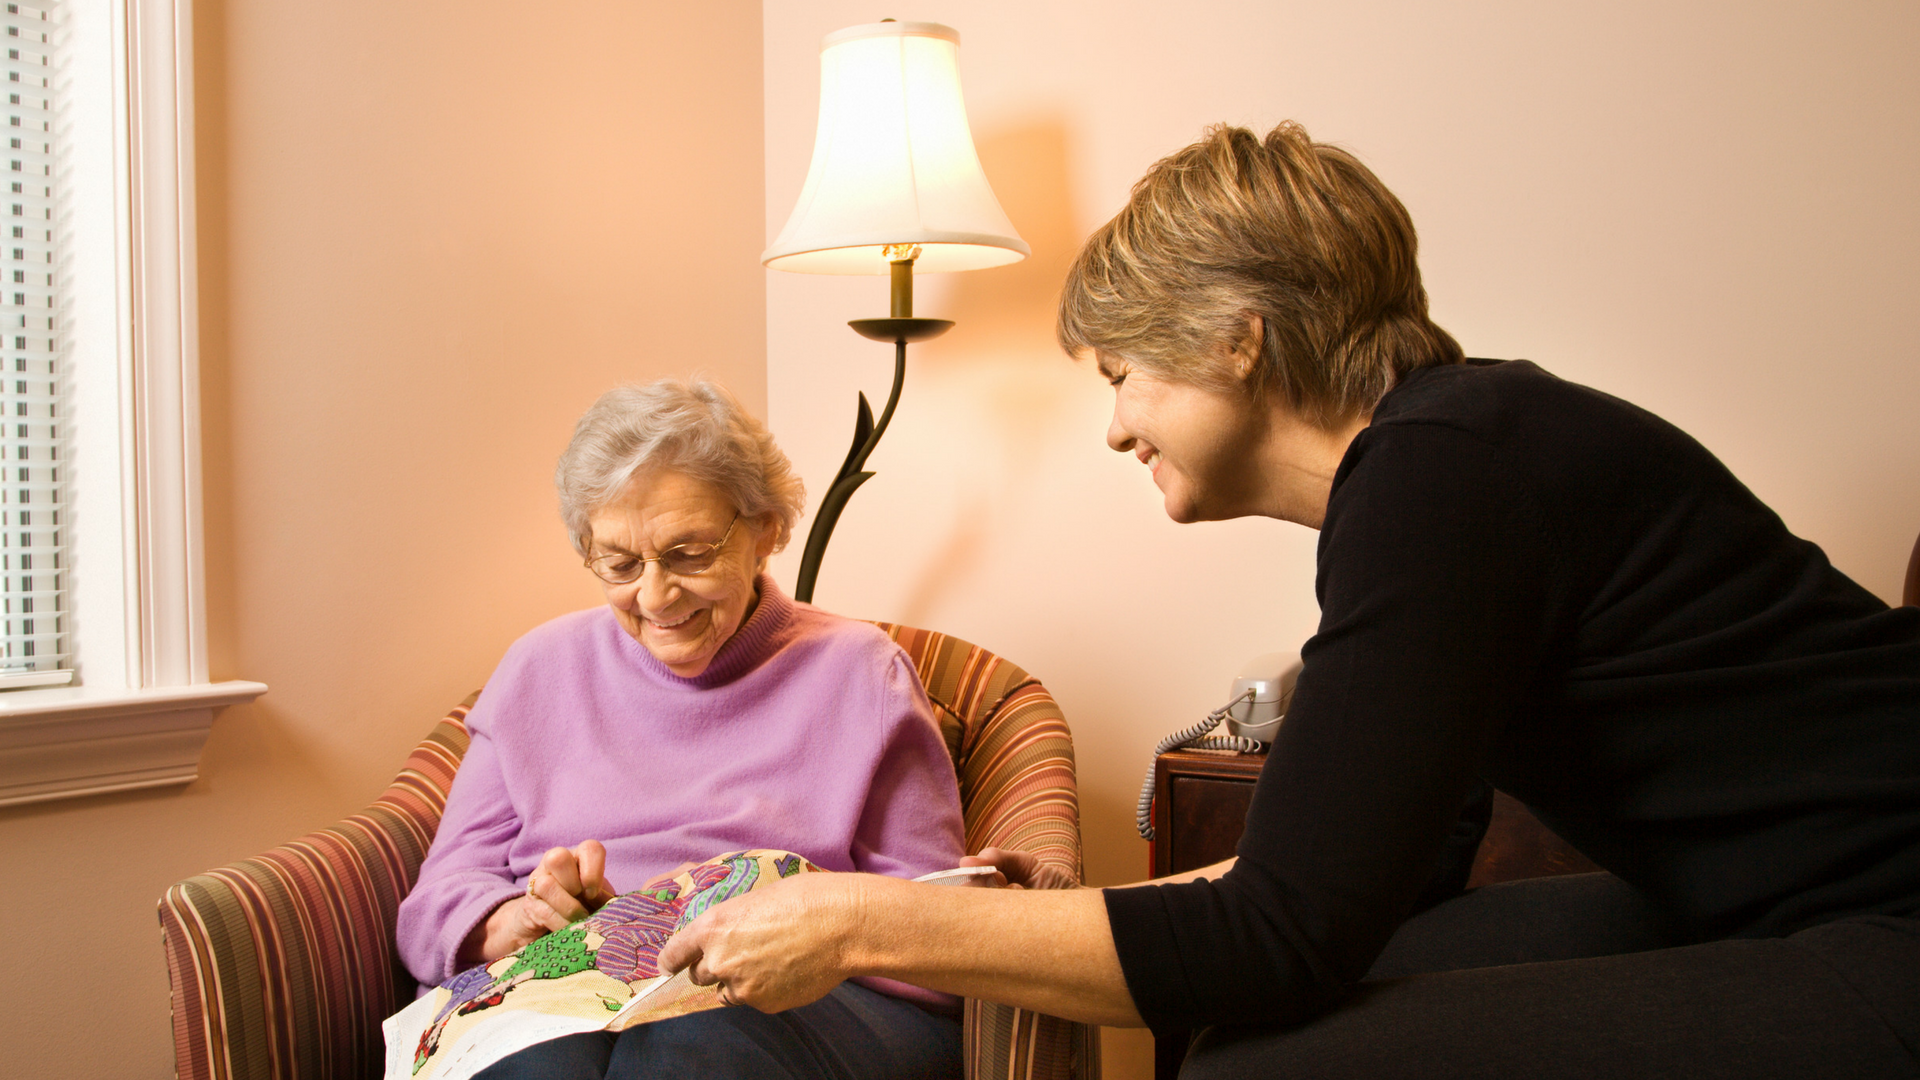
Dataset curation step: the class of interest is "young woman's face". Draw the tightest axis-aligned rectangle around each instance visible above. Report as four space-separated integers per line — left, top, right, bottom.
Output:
1099 353 1271 523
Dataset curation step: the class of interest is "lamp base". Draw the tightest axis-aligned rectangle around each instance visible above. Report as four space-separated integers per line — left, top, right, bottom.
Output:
795 314 954 603
849 317 954 344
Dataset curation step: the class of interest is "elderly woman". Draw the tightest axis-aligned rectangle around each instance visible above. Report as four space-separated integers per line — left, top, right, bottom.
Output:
395 379 966 1080
658 123 1920 1078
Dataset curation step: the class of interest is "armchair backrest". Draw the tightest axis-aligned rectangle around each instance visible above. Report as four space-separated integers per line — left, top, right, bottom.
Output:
874 622 1082 883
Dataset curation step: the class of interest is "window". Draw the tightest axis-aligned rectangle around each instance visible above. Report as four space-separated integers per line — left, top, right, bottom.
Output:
0 4 66 684
0 0 263 807
2 2 65 688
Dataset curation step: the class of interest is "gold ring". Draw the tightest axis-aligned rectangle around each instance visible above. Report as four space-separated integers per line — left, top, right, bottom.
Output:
526 877 539 900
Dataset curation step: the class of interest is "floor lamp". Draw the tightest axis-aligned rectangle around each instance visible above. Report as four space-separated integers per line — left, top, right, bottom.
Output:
763 20 1028 603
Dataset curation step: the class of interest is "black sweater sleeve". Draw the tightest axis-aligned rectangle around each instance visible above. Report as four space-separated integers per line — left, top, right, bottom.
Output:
1104 420 1562 1033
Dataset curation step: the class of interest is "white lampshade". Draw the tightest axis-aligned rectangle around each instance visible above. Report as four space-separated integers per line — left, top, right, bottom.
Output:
763 21 1029 275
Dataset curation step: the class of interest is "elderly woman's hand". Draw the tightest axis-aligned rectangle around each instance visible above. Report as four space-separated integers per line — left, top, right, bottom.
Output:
960 847 1080 890
458 840 619 967
656 871 863 1013
529 840 619 918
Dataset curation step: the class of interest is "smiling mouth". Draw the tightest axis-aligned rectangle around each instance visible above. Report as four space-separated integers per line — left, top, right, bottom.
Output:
647 610 698 631
1146 451 1162 472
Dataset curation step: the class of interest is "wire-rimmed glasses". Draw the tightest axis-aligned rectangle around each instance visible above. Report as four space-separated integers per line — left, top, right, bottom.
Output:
584 515 739 585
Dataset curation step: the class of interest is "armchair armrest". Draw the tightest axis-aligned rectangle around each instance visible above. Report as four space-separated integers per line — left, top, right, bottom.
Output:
877 624 1099 1080
159 700 473 1080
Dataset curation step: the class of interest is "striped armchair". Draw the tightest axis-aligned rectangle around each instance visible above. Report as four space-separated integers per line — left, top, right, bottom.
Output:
158 624 1098 1080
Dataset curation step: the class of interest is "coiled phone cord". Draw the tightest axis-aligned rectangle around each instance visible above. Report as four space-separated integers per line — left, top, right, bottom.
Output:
1136 688 1263 841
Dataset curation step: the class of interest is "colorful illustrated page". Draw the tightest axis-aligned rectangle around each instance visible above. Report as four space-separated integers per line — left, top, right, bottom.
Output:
383 849 822 1080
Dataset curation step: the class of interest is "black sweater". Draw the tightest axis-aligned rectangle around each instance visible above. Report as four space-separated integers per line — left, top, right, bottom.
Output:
1103 360 1920 1033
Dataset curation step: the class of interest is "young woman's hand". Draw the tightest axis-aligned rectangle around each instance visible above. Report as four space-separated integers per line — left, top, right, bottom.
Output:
656 872 863 1013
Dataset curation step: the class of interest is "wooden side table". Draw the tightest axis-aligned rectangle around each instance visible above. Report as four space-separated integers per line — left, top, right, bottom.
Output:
1150 747 1267 878
1148 748 1267 1080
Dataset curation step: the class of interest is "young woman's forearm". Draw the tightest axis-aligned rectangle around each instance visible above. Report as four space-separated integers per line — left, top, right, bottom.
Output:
842 857 1238 1023
849 875 1146 1028
658 859 1219 1025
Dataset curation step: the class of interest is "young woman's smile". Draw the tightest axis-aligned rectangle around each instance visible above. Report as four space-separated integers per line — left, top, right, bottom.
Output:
1100 353 1272 523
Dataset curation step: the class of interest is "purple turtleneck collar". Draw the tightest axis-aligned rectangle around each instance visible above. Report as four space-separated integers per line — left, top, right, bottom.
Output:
619 572 801 688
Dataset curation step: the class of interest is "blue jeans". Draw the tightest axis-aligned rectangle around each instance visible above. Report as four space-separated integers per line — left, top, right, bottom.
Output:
470 981 961 1080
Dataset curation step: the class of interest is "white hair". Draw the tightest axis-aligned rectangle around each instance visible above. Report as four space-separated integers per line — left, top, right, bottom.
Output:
555 379 805 556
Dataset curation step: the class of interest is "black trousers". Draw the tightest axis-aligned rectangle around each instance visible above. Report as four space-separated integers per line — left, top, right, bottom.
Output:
1182 873 1920 1079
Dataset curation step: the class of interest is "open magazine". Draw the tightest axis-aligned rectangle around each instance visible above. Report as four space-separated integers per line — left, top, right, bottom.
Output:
383 849 999 1080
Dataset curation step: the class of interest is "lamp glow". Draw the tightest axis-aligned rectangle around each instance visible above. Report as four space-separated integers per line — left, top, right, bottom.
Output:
763 21 1029 274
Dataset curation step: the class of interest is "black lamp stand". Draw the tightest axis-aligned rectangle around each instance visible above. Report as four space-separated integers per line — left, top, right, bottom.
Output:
793 249 952 604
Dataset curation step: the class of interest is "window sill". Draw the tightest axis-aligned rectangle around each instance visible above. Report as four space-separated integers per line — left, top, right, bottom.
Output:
0 680 268 807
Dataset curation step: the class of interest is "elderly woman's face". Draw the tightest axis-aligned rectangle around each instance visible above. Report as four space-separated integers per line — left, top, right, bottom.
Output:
586 469 776 678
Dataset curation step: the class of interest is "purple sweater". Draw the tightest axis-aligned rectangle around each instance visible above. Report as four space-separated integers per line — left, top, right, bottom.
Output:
395 576 965 1004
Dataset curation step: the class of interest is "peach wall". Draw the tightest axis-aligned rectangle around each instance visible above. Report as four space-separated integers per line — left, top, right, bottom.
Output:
762 2 1920 1076
0 1 766 1075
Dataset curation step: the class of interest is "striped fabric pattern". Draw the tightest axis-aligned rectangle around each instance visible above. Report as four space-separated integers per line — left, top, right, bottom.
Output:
874 623 1084 886
965 1001 1103 1080
160 630 1095 1080
159 700 473 1080
874 624 1096 1080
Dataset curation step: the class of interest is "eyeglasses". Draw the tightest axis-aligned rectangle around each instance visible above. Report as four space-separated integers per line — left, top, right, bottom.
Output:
584 515 739 585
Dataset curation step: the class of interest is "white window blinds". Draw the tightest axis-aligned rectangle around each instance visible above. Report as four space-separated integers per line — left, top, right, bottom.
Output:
1 0 67 688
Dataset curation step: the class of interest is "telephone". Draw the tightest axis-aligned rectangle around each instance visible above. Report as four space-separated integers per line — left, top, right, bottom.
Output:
1136 652 1302 840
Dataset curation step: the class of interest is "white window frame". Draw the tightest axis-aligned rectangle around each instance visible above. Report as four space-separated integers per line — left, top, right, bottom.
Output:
0 0 262 808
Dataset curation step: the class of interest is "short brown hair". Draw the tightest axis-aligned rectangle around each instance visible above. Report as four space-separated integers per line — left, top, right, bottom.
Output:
1057 122 1461 427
